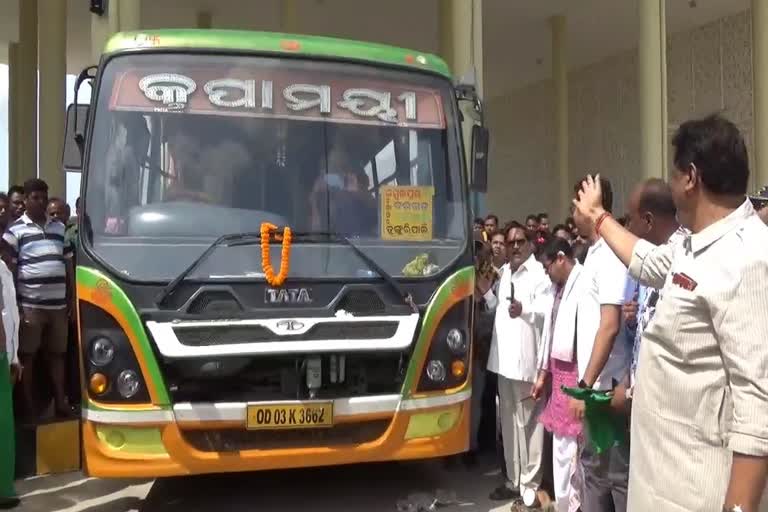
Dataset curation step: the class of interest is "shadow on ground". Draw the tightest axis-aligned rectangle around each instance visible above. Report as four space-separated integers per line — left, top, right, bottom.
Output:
16 456 526 512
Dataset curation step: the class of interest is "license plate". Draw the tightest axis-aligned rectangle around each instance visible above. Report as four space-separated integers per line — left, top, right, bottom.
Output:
246 402 334 430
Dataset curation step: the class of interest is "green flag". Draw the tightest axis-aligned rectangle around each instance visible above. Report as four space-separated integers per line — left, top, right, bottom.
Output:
561 385 626 454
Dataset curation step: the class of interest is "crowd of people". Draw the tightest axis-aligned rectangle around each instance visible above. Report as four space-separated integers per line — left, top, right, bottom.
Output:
1 179 80 508
469 115 768 512
2 114 768 511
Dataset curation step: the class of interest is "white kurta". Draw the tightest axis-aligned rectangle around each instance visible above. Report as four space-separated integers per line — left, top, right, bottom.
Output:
487 255 552 382
627 201 768 511
0 261 17 367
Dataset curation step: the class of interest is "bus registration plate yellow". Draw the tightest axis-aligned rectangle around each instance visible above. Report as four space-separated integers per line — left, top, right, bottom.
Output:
246 403 334 430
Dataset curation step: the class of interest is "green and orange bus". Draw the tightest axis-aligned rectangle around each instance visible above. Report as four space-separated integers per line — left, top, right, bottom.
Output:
63 29 487 477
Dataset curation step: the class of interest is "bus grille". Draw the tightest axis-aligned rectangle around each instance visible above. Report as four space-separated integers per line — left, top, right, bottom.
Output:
181 420 390 451
336 290 386 316
173 322 399 346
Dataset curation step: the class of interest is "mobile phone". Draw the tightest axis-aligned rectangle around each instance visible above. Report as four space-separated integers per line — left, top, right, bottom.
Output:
508 282 515 303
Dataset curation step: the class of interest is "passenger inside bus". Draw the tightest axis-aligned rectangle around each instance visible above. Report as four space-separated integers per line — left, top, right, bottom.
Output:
309 153 378 236
164 117 252 205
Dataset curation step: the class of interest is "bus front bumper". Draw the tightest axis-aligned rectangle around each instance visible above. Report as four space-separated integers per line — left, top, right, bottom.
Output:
81 391 470 478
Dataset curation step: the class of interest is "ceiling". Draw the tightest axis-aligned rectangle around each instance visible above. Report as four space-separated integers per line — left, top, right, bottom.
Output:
0 0 753 98
483 0 750 98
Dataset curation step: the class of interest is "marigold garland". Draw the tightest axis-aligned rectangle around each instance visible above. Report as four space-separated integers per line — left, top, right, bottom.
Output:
260 222 292 287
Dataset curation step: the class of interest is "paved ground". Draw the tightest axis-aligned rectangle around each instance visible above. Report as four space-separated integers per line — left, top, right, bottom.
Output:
14 455 550 512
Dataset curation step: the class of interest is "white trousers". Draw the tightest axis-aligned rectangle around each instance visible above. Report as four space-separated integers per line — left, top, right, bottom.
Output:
552 433 579 512
497 376 544 494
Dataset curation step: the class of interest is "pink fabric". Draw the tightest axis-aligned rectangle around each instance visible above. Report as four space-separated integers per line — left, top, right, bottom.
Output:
538 357 582 439
105 217 125 234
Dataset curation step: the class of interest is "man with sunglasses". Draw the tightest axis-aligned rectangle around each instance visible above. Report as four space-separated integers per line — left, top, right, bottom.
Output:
487 222 552 507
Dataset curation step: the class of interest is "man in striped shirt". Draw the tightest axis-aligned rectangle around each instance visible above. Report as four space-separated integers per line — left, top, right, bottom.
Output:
3 179 74 419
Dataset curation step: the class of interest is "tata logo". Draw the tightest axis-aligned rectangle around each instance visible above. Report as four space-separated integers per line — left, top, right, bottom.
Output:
265 288 313 305
275 320 305 332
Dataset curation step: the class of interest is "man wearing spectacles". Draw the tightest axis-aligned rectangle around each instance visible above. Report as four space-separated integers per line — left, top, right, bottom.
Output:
487 221 552 507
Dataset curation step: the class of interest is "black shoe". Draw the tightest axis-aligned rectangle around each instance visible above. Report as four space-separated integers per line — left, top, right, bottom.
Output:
489 485 519 501
0 497 20 509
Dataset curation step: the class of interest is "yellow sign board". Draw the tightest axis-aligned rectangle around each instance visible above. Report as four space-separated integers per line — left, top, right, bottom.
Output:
246 402 334 430
381 186 434 241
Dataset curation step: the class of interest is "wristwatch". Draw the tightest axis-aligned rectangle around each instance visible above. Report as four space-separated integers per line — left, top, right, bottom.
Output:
723 505 743 512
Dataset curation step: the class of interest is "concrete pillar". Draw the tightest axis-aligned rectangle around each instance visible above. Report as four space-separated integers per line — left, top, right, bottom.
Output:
38 0 67 196
281 0 299 33
118 0 141 32
472 0 484 96
440 0 483 212
15 0 38 186
439 0 473 80
638 0 667 179
551 16 570 221
197 11 213 29
91 4 119 62
91 0 141 61
471 0 485 214
753 0 768 190
8 43 19 189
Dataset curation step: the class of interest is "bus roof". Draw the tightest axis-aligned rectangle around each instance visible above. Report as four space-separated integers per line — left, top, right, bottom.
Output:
105 29 452 79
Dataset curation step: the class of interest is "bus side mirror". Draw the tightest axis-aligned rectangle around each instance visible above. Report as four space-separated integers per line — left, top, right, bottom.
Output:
470 125 488 192
63 103 89 171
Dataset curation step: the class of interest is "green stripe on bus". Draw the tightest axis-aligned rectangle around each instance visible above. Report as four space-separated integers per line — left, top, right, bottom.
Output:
401 266 473 396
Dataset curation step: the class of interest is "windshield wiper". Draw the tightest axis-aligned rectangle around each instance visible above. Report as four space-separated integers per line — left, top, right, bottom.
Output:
291 232 419 314
156 231 419 315
155 232 262 307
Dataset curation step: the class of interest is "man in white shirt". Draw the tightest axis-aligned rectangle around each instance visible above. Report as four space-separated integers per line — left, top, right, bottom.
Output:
0 219 19 507
571 176 631 512
487 222 552 505
574 115 768 512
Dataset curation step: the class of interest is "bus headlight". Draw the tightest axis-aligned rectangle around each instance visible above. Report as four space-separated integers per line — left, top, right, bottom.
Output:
81 302 150 403
445 329 466 354
417 299 471 392
117 370 141 399
90 337 116 366
426 360 446 382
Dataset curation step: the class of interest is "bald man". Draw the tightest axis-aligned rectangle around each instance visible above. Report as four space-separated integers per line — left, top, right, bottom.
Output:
613 179 685 412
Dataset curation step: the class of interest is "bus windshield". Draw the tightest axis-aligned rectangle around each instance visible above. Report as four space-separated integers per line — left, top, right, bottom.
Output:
83 53 467 282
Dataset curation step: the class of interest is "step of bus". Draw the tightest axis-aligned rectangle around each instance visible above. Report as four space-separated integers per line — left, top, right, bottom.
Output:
15 418 81 478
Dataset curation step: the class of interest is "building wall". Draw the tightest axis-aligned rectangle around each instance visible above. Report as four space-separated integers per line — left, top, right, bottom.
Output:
485 9 754 224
